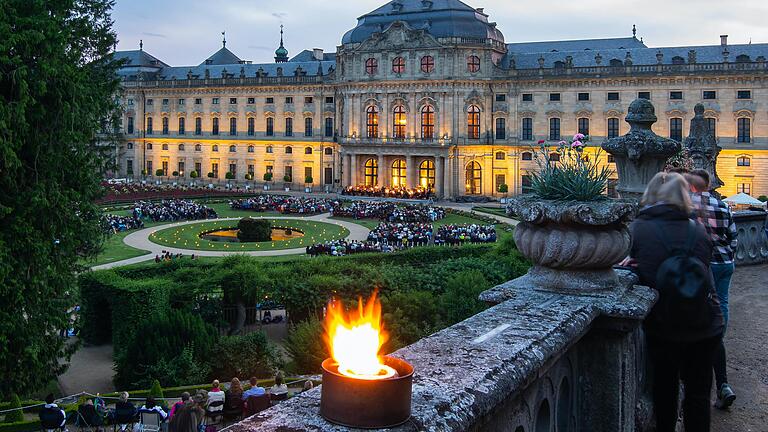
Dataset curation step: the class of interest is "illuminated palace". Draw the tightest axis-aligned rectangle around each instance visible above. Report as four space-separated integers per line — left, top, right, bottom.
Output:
114 0 768 199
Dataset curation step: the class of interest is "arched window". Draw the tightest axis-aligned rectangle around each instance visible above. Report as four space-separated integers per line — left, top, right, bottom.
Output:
178 144 185 151
421 105 435 140
419 160 435 189
365 58 378 75
392 56 405 74
737 156 751 167
212 145 219 152
467 55 481 73
247 145 255 153
366 106 379 138
465 161 482 195
194 144 201 152
393 105 406 139
285 146 293 154
146 143 153 150
467 105 480 139
229 145 236 153
161 143 168 151
420 55 435 73
324 147 333 155
391 159 407 187
495 151 505 160
521 152 533 161
266 145 273 154
737 118 751 143
364 158 378 186
578 118 590 136
304 146 313 155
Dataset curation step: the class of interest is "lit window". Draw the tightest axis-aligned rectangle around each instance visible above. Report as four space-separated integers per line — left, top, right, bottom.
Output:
364 158 378 186
467 105 480 139
420 56 435 73
391 159 407 187
419 160 435 189
465 161 482 195
421 105 434 140
366 106 379 138
393 106 406 139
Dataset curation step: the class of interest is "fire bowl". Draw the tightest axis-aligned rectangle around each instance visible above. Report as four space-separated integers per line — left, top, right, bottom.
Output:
320 356 414 429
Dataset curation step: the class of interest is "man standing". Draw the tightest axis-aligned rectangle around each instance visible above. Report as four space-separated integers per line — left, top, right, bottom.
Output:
688 169 738 409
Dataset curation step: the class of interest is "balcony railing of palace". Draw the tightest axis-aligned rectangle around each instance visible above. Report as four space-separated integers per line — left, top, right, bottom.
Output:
513 60 768 79
224 269 656 432
121 74 329 89
734 210 768 265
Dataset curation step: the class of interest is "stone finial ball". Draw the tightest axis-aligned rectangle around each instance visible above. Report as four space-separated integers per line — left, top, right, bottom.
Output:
625 98 657 124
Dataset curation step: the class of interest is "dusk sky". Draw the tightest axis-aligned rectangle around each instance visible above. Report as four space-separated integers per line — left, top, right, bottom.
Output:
113 0 768 66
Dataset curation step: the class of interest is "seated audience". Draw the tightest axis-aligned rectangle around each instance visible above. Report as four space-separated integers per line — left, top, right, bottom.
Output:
269 373 288 397
242 377 266 400
168 392 190 419
206 380 226 413
139 396 168 421
39 394 66 430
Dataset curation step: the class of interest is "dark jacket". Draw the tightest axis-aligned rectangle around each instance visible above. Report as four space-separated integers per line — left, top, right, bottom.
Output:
630 204 724 342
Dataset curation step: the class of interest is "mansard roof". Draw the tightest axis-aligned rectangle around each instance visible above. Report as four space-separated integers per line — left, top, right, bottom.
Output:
504 40 768 69
507 37 647 54
115 50 169 68
290 50 337 62
342 0 504 45
200 46 243 66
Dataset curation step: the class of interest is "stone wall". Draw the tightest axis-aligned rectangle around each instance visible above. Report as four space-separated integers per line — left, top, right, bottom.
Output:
734 210 768 265
223 270 655 432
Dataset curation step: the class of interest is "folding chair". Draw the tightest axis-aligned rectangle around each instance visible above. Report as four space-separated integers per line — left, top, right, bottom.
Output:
111 407 136 432
204 401 224 425
137 411 162 432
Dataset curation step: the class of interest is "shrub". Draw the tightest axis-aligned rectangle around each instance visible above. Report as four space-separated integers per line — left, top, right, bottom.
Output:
498 183 508 194
212 332 282 380
155 169 164 177
207 172 215 179
439 270 490 325
141 169 148 176
263 173 273 182
148 379 164 401
237 218 271 242
190 171 199 179
244 173 254 181
759 195 768 203
172 171 179 177
4 394 23 423
284 317 328 374
225 172 235 180
114 310 216 389
304 176 313 184
530 135 612 201
283 174 292 183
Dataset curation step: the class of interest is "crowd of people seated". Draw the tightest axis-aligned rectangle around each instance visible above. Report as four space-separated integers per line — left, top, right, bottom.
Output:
230 196 334 214
37 375 309 432
434 224 497 245
306 240 395 256
331 201 445 223
367 223 433 248
341 185 433 200
132 200 218 222
100 182 252 204
103 214 144 233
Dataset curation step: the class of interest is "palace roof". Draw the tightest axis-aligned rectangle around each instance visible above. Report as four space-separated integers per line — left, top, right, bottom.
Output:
200 46 243 66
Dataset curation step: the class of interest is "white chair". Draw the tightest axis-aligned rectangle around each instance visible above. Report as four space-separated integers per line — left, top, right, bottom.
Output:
137 412 161 432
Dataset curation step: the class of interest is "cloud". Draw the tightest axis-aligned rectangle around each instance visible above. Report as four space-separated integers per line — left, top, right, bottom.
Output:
271 12 288 20
141 32 167 39
248 45 273 51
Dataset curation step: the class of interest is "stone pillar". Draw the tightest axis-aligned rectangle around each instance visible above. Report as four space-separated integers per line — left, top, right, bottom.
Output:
435 156 444 198
377 153 385 188
343 153 351 186
406 154 414 189
349 153 358 186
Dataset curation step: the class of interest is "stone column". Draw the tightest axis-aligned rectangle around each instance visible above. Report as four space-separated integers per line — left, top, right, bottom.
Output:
406 154 414 189
435 156 444 198
349 153 358 186
343 153 351 186
377 153 385 188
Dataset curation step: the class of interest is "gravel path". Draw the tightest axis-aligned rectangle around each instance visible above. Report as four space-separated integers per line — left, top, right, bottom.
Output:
711 264 768 432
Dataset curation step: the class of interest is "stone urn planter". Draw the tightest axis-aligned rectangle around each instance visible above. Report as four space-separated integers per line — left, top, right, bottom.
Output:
509 195 636 291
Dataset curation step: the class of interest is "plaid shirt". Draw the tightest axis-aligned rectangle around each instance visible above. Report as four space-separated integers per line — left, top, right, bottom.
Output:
690 192 738 264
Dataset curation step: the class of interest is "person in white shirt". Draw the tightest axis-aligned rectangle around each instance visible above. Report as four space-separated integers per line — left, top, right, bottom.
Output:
139 397 167 421
40 394 66 429
206 380 226 413
269 373 288 396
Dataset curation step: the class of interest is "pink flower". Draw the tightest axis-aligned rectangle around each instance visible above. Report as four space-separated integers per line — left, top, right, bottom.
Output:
537 140 546 145
558 140 568 146
573 133 586 141
571 140 583 148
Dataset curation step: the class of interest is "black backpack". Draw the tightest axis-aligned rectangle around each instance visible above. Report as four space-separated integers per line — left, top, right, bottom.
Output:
652 219 714 331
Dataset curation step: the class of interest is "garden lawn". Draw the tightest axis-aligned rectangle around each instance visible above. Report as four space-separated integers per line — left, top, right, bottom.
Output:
148 219 350 251
472 206 509 218
85 230 150 267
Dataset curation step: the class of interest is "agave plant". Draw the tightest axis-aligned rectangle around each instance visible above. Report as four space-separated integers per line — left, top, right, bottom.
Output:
529 134 613 201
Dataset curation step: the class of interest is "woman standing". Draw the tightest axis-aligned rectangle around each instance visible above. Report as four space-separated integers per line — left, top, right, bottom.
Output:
630 172 724 432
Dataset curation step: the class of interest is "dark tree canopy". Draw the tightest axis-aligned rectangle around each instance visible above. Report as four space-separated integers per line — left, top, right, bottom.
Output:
237 218 272 242
0 0 121 397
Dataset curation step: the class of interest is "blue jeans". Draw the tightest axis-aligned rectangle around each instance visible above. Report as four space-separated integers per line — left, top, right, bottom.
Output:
711 262 735 327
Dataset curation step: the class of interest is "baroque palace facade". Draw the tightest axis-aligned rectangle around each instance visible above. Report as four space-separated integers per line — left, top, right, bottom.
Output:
115 0 768 199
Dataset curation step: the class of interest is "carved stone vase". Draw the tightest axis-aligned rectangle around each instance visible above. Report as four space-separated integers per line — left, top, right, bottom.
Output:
508 195 637 292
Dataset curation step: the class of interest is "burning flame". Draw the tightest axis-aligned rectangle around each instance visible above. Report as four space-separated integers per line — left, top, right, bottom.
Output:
325 291 396 380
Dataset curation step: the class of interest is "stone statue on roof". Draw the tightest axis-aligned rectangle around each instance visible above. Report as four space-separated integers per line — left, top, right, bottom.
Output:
684 103 724 191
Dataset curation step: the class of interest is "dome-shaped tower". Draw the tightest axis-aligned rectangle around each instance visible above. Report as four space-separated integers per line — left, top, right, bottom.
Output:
275 25 289 63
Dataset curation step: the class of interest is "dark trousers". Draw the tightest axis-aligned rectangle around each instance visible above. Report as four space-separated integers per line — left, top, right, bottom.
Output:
648 334 721 432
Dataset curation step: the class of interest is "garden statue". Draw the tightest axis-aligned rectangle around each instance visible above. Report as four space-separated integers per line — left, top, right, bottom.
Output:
684 103 723 191
602 99 680 200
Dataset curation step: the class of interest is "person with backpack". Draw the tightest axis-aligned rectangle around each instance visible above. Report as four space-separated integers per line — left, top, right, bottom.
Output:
630 171 724 432
687 170 738 409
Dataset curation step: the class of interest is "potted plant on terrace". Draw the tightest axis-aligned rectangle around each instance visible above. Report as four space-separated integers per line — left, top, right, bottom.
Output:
263 173 273 190
283 174 292 192
507 134 636 291
189 170 198 186
498 183 509 204
304 175 313 193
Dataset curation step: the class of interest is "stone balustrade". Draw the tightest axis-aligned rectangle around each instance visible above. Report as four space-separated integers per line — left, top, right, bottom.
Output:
734 210 768 265
223 270 655 432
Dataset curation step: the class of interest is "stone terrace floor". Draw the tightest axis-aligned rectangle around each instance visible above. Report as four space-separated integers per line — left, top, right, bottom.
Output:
712 264 768 432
